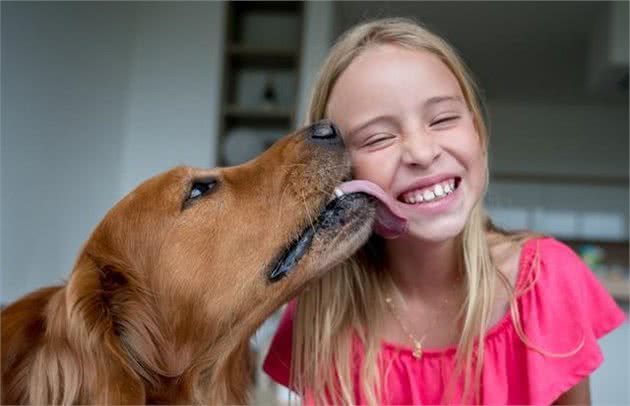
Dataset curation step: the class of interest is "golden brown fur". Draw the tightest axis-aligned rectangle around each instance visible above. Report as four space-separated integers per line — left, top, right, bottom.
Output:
1 123 375 404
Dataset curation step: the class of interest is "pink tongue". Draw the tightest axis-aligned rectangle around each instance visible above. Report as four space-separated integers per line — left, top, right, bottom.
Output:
337 180 408 239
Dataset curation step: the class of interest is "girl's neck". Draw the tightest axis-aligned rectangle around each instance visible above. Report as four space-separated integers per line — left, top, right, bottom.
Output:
384 235 463 301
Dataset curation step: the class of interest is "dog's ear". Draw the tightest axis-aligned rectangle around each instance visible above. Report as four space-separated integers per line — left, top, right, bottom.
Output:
66 255 132 343
30 254 148 404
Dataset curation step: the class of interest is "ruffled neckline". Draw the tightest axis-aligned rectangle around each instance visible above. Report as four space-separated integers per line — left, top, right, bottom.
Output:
378 237 540 358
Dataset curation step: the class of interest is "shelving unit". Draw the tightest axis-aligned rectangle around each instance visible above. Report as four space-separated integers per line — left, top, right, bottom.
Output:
488 173 629 302
223 104 294 121
562 238 630 302
227 45 299 67
217 1 303 166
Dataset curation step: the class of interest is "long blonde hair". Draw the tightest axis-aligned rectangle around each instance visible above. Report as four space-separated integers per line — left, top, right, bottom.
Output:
291 18 529 405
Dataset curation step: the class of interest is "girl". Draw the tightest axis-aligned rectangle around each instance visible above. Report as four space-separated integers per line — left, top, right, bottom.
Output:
263 18 626 405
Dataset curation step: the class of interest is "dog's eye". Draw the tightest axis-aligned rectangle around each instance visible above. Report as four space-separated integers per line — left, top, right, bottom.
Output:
187 179 217 202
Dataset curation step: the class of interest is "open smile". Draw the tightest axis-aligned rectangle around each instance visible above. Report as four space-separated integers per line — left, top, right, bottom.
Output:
398 177 461 205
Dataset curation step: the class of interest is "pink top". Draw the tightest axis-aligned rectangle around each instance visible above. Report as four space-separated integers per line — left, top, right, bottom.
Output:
263 237 627 405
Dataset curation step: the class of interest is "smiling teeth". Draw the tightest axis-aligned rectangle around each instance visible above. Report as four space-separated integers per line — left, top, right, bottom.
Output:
434 184 444 197
401 179 456 205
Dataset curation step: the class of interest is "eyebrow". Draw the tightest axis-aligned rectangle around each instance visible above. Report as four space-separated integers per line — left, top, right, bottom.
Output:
423 95 465 108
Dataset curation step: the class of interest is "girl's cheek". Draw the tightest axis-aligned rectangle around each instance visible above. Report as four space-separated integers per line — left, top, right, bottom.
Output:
356 158 395 193
350 156 370 180
351 154 379 181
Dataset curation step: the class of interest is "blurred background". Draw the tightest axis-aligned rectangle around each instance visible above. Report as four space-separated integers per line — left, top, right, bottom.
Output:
1 1 628 404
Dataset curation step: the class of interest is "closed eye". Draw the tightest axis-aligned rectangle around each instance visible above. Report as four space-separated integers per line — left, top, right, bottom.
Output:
362 133 395 148
430 116 459 127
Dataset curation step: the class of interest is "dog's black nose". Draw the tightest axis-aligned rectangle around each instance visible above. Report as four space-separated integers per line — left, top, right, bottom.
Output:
308 120 344 149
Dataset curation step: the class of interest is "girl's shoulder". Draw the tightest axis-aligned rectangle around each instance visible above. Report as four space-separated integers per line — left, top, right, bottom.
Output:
517 235 605 291
489 233 599 292
512 236 625 340
489 234 625 345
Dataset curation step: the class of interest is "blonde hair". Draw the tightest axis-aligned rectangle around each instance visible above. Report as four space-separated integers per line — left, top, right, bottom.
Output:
291 18 532 404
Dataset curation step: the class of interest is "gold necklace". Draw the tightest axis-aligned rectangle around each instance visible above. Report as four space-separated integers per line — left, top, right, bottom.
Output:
384 274 464 360
384 296 425 359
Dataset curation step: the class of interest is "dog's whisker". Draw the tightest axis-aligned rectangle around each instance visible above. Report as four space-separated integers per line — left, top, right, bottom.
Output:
275 181 293 234
299 187 318 233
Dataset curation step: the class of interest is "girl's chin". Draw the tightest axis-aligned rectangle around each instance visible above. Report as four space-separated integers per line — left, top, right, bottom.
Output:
402 217 467 243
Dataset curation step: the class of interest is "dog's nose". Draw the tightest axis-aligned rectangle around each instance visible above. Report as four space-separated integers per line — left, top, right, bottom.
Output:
308 120 344 149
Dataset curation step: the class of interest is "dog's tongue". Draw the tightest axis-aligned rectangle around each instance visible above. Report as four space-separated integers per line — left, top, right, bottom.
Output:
337 180 408 239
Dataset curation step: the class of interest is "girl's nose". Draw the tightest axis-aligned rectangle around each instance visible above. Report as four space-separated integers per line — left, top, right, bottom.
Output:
400 131 441 168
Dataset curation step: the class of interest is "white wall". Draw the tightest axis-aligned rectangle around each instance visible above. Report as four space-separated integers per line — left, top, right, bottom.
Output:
121 1 224 192
591 319 630 405
1 1 136 303
1 1 225 304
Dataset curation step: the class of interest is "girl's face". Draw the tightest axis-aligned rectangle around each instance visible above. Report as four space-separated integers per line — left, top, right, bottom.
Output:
326 44 485 243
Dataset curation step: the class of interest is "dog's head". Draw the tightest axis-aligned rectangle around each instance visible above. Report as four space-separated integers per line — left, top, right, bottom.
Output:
65 121 385 377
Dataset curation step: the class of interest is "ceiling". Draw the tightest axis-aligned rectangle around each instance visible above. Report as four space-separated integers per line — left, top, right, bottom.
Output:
333 1 626 101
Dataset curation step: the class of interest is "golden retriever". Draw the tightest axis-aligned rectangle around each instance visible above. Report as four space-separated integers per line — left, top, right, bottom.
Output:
1 121 405 404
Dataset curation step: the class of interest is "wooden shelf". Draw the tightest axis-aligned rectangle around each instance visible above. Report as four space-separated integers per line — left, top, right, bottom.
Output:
231 0 301 13
228 44 299 67
223 105 293 121
219 1 303 165
228 45 299 59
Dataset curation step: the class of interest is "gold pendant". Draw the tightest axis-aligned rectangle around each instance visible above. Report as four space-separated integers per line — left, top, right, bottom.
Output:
412 342 423 359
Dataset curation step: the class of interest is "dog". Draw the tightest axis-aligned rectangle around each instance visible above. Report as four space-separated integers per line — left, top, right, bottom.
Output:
1 121 408 404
